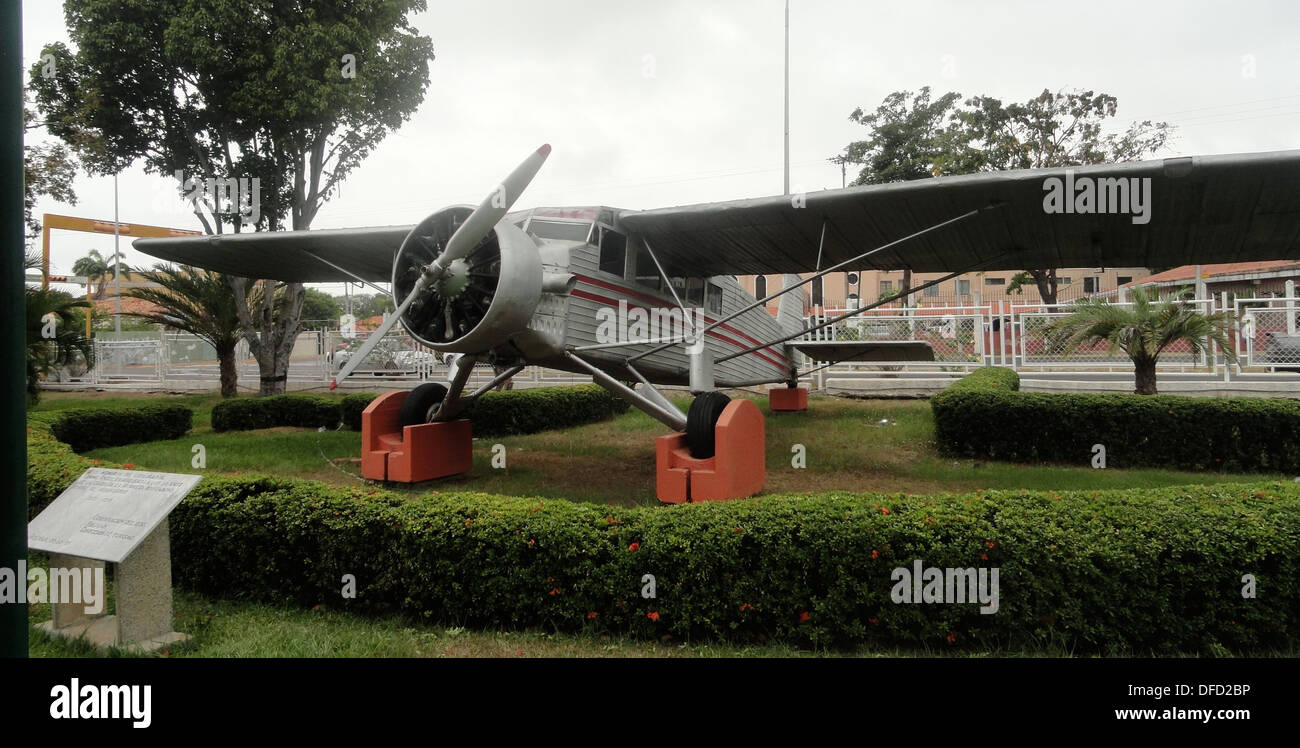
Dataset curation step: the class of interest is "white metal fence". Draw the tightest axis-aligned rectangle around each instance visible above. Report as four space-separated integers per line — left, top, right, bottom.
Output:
38 292 1300 392
800 294 1300 379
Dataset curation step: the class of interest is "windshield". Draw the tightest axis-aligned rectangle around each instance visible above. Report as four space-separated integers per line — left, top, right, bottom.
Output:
528 219 592 242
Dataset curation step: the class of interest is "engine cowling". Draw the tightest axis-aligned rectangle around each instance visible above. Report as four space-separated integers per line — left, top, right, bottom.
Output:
392 206 542 352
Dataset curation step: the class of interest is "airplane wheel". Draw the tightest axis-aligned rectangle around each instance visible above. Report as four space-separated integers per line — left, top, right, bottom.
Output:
400 383 448 427
686 391 731 459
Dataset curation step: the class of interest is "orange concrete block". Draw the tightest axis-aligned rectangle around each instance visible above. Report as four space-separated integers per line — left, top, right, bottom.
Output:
361 392 406 481
361 391 473 483
656 399 765 503
769 386 808 411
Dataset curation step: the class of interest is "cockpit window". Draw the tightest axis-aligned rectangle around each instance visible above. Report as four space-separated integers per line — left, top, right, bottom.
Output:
528 219 592 242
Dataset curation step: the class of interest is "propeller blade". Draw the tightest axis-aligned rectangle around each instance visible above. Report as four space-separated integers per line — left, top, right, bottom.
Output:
330 275 430 390
434 143 551 272
331 144 551 390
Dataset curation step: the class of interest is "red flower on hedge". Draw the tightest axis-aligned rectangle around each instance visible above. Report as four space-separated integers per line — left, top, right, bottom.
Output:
586 611 598 619
868 617 880 626
647 611 660 621
121 463 135 469
739 603 754 612
946 630 958 643
798 611 810 623
880 507 890 515
527 539 535 546
549 588 559 596
984 540 997 548
627 542 640 552
980 553 988 561
871 549 879 559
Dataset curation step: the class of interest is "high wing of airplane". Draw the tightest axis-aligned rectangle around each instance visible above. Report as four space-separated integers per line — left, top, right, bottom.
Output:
134 147 1300 477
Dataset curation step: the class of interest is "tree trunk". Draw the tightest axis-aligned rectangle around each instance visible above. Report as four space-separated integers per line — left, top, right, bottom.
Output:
1133 358 1158 395
228 276 306 396
1031 269 1058 305
217 343 238 398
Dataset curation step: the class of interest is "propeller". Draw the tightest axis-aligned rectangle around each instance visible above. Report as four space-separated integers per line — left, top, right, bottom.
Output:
330 143 551 390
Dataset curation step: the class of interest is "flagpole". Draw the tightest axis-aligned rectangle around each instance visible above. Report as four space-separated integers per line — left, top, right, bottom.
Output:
783 0 790 196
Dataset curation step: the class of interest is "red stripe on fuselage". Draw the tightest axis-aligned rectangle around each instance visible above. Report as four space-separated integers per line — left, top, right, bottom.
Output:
570 287 789 371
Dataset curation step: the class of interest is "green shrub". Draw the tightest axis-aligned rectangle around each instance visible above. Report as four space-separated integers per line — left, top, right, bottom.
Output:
932 367 1300 472
338 385 628 436
25 422 1300 653
461 384 630 437
340 393 379 431
211 395 341 432
163 480 1300 653
49 404 192 453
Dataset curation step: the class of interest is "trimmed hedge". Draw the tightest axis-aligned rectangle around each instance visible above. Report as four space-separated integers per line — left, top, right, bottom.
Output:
932 367 1300 472
25 422 1300 653
211 395 341 432
338 384 630 436
49 404 192 453
340 393 377 432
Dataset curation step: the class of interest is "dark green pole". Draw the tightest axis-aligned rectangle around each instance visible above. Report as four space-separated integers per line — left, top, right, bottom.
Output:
1 0 28 658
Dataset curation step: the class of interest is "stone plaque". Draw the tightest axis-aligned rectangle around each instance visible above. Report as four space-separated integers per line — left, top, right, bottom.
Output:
28 468 201 564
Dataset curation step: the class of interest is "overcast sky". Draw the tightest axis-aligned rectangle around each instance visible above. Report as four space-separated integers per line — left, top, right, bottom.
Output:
22 0 1300 295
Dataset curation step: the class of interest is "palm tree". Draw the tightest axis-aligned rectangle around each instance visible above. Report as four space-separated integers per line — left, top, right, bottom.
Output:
124 264 246 397
71 248 131 300
1041 285 1237 395
25 254 94 402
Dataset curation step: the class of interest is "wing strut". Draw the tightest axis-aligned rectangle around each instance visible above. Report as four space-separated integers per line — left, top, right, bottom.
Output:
301 250 390 297
716 251 1015 364
628 204 998 364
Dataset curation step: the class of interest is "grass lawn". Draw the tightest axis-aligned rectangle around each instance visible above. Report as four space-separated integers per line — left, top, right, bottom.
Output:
28 388 1295 658
35 390 1290 507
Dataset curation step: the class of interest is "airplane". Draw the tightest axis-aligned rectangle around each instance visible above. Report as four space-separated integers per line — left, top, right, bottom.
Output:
134 146 1300 487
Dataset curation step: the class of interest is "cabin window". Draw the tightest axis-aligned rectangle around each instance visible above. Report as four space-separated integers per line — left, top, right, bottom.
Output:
597 227 626 276
668 277 688 300
686 278 705 307
956 279 970 296
923 284 939 298
879 280 893 295
812 276 824 306
707 282 723 316
984 277 1005 286
1084 277 1099 293
754 275 768 299
634 248 661 291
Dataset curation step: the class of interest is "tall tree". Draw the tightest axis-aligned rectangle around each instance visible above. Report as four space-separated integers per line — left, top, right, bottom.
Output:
300 288 342 328
31 0 435 394
837 87 1174 303
840 88 970 300
125 264 247 397
22 100 79 243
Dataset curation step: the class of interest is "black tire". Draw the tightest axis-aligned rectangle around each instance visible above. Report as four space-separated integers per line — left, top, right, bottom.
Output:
686 391 731 459
400 383 448 427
